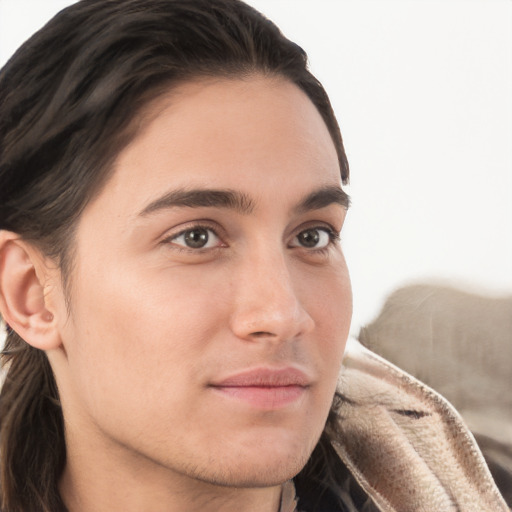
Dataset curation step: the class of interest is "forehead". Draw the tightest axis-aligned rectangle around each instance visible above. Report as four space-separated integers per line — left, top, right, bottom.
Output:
84 75 341 219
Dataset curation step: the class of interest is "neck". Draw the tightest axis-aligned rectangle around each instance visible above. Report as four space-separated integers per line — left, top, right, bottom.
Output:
59 426 284 512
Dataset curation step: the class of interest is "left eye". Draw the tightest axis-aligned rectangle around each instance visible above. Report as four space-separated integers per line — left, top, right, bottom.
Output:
290 228 333 249
170 227 221 249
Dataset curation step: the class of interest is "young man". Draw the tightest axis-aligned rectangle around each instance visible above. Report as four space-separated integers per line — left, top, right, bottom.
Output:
0 1 507 511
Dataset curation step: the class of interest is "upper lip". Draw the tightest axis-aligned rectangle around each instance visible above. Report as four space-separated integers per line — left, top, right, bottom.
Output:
210 367 312 388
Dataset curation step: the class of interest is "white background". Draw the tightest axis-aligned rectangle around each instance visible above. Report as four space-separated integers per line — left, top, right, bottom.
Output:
1 0 511 336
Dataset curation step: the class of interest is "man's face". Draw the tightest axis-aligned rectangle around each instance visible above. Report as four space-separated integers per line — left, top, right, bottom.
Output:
50 76 352 488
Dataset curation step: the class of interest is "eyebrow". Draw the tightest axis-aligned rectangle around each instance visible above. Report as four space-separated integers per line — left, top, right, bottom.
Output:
139 188 255 216
294 186 351 213
138 185 350 217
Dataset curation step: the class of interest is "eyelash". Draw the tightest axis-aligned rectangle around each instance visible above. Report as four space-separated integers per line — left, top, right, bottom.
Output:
162 223 340 254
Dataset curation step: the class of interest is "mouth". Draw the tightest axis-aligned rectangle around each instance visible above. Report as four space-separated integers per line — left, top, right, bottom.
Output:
209 367 312 410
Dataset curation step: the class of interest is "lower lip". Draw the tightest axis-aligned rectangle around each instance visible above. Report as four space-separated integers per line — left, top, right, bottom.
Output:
211 385 306 409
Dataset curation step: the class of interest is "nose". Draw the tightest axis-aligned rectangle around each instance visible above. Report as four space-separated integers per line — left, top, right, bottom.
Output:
228 251 315 343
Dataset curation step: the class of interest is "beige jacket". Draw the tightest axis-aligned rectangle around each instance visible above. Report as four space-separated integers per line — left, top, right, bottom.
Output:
331 339 509 511
281 339 509 512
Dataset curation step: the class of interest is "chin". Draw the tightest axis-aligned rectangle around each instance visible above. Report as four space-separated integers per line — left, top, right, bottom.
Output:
194 435 317 488
202 458 308 489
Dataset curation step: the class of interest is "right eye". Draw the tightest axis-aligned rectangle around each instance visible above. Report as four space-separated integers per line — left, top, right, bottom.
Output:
291 227 333 249
168 226 222 249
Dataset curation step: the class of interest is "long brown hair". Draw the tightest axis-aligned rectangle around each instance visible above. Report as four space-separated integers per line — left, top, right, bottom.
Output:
0 1 349 510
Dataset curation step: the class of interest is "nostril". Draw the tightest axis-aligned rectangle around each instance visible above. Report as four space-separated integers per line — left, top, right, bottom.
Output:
250 331 275 338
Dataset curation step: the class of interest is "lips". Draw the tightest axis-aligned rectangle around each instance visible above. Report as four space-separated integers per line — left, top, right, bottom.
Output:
209 367 311 409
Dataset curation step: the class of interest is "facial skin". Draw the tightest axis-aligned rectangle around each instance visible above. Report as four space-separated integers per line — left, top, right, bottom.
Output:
44 75 352 511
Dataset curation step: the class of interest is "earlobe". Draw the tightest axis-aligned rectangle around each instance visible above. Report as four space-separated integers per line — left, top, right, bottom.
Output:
0 231 61 350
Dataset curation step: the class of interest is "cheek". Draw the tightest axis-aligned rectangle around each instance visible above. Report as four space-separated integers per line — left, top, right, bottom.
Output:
305 261 352 370
61 262 229 394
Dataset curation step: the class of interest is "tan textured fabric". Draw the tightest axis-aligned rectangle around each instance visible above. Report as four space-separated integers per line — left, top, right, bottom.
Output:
279 480 299 512
358 284 512 507
331 339 509 512
358 284 512 450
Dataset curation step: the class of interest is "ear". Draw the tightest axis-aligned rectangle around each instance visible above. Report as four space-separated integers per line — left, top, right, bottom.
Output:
0 231 62 350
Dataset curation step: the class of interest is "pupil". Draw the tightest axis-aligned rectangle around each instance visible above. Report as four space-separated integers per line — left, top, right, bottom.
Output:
184 229 208 248
299 229 319 247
